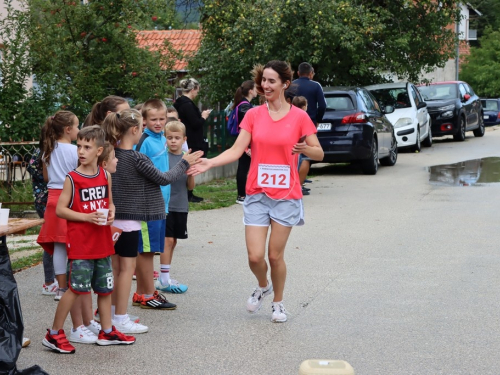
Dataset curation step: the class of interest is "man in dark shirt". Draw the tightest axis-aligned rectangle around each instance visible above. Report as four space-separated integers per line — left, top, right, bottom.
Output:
293 63 326 194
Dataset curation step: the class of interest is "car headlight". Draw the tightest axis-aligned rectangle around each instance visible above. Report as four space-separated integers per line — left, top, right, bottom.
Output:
437 104 455 111
394 117 413 128
441 110 454 118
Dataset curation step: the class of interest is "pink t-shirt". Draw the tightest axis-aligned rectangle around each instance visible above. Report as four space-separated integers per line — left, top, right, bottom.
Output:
240 104 317 200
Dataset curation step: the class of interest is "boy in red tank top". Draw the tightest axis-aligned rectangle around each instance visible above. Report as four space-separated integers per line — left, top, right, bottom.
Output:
42 126 136 354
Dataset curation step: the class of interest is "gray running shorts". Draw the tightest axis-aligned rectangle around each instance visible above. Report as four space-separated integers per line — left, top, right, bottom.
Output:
243 193 304 227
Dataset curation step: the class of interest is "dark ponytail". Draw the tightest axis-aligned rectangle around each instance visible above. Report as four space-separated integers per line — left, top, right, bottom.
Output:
232 80 255 109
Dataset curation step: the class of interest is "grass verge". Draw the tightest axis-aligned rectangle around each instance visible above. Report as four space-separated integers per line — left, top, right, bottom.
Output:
11 250 43 273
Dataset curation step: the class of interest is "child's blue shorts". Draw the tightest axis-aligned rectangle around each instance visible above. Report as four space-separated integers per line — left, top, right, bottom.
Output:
138 219 166 253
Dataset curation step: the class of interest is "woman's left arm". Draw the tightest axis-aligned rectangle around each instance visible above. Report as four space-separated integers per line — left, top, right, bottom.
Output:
292 134 324 161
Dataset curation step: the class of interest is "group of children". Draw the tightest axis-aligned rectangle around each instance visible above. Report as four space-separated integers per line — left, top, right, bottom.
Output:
33 96 201 354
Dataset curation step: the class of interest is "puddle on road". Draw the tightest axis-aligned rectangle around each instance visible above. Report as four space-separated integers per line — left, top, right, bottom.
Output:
428 157 500 186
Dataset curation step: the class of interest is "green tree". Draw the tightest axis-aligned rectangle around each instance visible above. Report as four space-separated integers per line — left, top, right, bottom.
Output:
460 28 500 97
0 1 50 141
26 0 181 119
189 0 461 104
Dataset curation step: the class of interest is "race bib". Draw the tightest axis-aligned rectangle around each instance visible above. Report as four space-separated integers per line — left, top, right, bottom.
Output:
257 164 290 189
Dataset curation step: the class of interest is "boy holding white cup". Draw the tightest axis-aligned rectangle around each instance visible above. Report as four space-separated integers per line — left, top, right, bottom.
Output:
44 126 135 354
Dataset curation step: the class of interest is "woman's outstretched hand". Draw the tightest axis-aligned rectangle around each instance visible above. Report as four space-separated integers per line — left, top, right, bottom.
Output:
187 158 211 176
182 149 204 166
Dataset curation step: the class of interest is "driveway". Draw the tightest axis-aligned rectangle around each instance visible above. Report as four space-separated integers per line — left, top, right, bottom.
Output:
15 128 500 374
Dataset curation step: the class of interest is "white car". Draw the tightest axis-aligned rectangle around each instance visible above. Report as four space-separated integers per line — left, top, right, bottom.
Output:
365 82 432 151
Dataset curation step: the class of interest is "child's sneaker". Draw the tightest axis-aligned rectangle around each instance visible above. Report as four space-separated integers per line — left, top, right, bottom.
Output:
132 293 144 306
155 278 188 294
22 337 31 348
69 325 98 344
96 326 136 346
42 281 59 296
271 301 288 323
112 316 148 334
94 309 140 323
140 291 177 310
246 282 273 313
86 319 101 336
54 288 66 301
42 329 75 354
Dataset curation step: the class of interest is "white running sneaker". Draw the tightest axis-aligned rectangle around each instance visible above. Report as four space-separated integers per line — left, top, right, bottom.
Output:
95 309 141 323
246 282 273 313
112 316 148 334
86 320 101 336
69 325 98 344
22 337 31 348
271 301 288 323
42 281 59 296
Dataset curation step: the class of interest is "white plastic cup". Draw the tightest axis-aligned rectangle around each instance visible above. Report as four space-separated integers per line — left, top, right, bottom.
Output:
0 208 10 226
96 208 109 225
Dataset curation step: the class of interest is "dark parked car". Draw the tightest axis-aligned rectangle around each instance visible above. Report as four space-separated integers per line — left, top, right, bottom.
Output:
310 87 397 175
416 81 485 141
480 98 500 126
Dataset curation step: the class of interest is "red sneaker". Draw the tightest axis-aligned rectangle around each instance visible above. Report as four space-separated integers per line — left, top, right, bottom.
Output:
132 292 144 306
96 326 136 346
42 329 76 354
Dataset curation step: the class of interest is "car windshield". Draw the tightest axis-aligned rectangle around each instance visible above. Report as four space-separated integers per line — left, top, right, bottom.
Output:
481 100 499 111
325 95 355 111
369 88 410 109
418 84 458 101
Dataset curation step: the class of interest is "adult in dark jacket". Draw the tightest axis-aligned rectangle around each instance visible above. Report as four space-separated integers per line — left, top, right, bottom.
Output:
232 80 258 204
293 63 327 193
174 78 211 202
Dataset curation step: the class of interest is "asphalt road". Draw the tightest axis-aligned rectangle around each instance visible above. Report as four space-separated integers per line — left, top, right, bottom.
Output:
14 127 500 375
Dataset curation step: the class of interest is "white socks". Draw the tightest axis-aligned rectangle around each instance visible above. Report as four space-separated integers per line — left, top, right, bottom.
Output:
160 264 171 285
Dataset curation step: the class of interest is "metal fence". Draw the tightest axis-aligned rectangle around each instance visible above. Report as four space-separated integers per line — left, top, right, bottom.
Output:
0 142 38 211
205 110 235 157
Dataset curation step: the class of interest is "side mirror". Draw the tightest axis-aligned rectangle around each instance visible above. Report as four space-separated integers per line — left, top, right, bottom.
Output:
417 101 427 109
384 105 395 114
463 94 471 101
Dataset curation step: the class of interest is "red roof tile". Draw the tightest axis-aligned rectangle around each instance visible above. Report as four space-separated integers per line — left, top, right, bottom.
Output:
136 29 201 71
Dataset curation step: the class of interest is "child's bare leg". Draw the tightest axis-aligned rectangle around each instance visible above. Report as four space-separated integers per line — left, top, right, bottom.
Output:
136 253 155 295
97 294 112 331
111 254 120 307
81 293 93 326
115 256 136 315
70 295 83 328
52 289 79 330
160 237 175 266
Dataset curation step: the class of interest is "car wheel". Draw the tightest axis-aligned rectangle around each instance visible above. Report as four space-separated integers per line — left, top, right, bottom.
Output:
412 127 421 152
422 121 432 147
453 116 466 141
361 137 378 175
380 134 398 166
473 115 485 137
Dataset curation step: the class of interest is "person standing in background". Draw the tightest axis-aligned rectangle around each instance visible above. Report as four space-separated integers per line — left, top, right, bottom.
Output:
292 63 326 193
173 78 211 203
231 80 258 204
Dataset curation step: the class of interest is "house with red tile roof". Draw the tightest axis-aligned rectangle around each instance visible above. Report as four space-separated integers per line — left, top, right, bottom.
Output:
136 29 201 74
